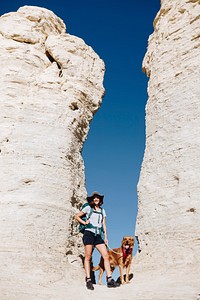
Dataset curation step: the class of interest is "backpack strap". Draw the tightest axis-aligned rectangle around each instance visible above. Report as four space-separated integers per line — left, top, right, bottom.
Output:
85 207 104 237
91 207 103 215
87 207 103 218
87 207 94 219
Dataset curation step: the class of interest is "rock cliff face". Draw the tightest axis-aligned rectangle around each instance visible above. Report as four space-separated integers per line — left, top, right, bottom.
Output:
136 0 200 296
0 5 104 295
1 2 200 300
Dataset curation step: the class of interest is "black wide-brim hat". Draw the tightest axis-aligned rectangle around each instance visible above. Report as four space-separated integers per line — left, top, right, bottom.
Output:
87 191 104 204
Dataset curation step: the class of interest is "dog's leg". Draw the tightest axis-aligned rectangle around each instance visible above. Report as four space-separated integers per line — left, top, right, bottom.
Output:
98 267 104 285
125 264 131 283
119 265 124 285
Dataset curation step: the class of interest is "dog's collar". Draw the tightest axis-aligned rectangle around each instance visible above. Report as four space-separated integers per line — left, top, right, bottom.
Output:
122 246 133 262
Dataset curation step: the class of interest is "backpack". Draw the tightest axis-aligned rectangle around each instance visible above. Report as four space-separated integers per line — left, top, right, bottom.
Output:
78 203 104 238
79 203 94 234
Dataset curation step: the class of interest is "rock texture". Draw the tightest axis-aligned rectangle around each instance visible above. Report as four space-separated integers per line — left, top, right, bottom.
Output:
136 0 200 299
0 6 105 298
1 2 200 300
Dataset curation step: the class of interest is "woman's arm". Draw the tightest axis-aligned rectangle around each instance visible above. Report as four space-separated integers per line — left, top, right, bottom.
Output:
103 216 108 245
74 211 90 225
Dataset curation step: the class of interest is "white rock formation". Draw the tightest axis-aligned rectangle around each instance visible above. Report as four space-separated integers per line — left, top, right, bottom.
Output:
0 5 105 297
1 2 200 300
136 0 200 298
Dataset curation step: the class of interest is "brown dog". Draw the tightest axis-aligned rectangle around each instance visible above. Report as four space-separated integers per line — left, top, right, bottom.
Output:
93 236 134 285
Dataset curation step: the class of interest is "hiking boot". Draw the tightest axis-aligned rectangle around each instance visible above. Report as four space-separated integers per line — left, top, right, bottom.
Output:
107 278 120 288
86 279 94 290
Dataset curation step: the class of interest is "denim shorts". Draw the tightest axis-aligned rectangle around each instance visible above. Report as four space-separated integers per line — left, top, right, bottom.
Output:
83 230 105 246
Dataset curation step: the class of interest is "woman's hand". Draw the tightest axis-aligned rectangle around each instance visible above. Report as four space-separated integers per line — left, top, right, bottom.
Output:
85 219 90 225
104 235 108 246
104 238 108 246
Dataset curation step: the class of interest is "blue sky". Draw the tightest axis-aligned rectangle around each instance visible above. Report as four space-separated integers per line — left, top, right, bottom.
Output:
1 0 160 280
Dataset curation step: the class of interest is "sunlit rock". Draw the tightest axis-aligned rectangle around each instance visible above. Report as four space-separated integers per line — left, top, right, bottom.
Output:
0 5 105 297
136 0 200 298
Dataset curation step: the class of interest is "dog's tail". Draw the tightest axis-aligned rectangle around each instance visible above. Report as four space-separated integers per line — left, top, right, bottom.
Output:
92 264 100 272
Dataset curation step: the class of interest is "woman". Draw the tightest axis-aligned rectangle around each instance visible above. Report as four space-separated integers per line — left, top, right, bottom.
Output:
75 191 120 290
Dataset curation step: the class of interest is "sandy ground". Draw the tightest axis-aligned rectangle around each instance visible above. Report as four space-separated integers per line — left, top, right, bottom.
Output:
1 266 199 300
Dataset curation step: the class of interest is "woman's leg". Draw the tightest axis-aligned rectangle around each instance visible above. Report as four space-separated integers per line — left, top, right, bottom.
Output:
95 243 120 288
95 243 112 277
84 244 93 278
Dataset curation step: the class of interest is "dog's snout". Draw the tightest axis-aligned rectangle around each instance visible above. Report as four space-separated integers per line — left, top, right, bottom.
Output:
122 236 134 247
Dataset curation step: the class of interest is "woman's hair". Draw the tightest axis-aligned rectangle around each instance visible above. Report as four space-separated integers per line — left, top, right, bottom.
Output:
89 198 103 208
